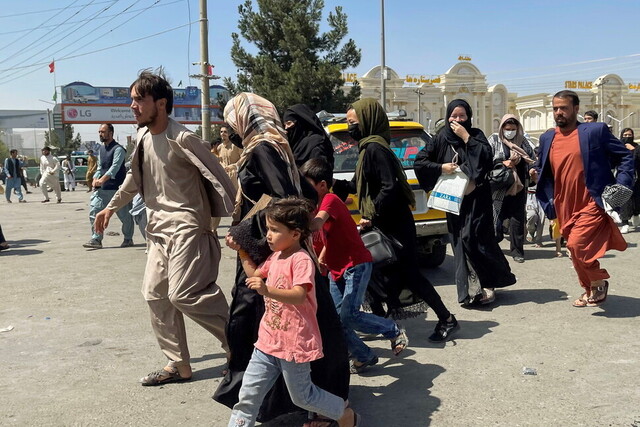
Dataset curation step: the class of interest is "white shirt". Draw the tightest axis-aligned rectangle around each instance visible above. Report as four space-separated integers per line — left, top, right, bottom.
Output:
40 154 60 175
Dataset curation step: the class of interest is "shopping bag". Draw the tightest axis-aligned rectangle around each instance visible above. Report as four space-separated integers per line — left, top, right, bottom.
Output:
427 168 469 215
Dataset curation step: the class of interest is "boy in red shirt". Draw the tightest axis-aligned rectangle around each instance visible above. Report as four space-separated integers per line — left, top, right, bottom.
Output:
300 158 408 374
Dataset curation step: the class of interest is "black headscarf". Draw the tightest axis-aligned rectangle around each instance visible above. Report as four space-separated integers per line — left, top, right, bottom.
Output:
442 99 476 147
282 104 334 168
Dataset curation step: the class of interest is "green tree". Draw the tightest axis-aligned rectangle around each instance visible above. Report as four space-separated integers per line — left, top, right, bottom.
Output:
44 124 82 155
0 139 9 162
226 0 361 113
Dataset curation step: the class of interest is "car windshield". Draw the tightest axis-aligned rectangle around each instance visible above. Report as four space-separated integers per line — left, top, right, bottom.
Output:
330 128 432 173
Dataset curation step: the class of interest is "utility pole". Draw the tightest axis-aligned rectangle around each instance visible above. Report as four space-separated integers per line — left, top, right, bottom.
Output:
380 0 386 111
190 0 212 142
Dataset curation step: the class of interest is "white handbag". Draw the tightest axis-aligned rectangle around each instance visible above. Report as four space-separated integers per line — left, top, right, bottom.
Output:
427 150 470 215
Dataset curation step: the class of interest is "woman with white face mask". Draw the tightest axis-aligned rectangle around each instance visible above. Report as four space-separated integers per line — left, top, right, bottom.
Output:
488 114 537 263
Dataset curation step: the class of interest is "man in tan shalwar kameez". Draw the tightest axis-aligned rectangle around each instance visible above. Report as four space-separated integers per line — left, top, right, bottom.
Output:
95 71 236 386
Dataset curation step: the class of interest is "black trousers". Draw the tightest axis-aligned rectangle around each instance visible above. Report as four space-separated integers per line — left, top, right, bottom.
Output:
498 189 527 258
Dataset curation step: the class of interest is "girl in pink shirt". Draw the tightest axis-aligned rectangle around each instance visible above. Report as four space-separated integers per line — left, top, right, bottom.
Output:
227 197 359 427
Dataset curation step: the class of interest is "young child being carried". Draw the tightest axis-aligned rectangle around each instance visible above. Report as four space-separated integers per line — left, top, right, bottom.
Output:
300 158 408 375
226 196 359 427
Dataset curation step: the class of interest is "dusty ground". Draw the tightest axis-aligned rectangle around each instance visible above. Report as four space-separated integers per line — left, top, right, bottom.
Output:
1 188 639 426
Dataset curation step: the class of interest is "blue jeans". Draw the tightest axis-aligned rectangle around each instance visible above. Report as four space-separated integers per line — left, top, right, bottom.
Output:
329 262 400 363
89 189 134 242
228 348 344 427
5 177 23 202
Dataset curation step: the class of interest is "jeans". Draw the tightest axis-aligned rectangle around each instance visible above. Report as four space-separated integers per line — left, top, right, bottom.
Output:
330 262 399 363
228 348 344 427
89 188 134 242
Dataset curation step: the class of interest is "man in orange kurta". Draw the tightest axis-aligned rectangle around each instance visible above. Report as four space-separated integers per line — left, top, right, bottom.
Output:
533 90 634 307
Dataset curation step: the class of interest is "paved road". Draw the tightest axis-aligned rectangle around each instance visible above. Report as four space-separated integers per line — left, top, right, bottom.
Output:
1 189 639 426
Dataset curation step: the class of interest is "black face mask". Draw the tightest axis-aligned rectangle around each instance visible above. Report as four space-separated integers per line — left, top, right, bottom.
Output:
621 136 634 144
348 123 363 141
228 130 243 148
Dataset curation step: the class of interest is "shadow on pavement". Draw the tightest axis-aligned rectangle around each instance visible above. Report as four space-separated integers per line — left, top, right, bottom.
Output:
190 352 228 382
0 248 43 256
591 295 640 318
10 239 49 247
491 288 568 307
261 358 446 427
408 320 500 350
348 358 445 426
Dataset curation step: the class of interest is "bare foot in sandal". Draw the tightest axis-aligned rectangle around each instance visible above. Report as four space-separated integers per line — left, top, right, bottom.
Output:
572 292 589 307
390 327 408 356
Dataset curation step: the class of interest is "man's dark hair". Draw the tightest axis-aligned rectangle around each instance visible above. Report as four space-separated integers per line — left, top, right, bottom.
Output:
88 150 94 154
42 146 51 152
10 149 17 155
103 123 114 133
265 197 314 241
130 70 173 114
299 158 333 190
553 90 580 106
584 110 598 121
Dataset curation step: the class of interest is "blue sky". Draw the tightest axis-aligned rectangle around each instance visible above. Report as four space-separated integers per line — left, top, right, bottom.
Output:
1 0 639 140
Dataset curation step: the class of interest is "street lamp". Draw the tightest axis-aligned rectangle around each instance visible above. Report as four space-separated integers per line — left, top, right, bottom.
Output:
414 84 425 125
606 112 635 136
593 76 609 121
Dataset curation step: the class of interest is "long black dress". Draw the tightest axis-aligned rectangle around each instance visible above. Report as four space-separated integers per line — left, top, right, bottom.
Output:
212 142 349 422
333 143 452 321
414 129 517 304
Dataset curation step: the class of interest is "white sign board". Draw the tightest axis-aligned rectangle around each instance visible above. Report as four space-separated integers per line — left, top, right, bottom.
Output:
62 105 135 124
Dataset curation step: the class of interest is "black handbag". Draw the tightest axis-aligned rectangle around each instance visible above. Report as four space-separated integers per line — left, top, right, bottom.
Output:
488 163 515 191
360 228 403 266
602 183 633 208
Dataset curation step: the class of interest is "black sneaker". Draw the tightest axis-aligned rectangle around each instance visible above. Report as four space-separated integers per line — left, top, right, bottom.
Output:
428 314 459 342
120 239 134 248
83 239 102 249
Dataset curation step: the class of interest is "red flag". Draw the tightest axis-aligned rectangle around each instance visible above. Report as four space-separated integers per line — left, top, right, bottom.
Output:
49 61 55 73
208 64 214 75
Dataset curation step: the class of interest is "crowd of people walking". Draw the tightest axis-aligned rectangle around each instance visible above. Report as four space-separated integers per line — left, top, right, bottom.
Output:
2 68 638 426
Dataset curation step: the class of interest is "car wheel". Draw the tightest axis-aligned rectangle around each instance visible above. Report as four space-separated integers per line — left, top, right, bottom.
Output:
418 240 447 268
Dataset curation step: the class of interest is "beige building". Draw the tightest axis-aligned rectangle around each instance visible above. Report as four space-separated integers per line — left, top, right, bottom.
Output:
346 62 640 144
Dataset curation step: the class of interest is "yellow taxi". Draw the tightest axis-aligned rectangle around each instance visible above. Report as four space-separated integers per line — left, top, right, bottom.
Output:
323 115 449 267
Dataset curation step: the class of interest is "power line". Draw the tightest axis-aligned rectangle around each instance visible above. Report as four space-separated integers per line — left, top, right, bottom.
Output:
0 0 82 53
0 21 198 86
0 0 114 19
0 0 182 36
486 53 640 76
0 0 106 66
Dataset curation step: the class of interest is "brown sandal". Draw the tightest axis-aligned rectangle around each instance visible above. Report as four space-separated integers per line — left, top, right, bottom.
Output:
140 367 192 386
572 292 589 307
586 281 609 307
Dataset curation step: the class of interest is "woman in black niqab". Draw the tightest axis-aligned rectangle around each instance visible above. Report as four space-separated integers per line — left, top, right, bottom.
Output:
283 104 335 168
414 99 516 306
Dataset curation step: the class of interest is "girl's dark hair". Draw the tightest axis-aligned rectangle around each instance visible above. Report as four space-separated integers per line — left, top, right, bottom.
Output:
265 197 314 240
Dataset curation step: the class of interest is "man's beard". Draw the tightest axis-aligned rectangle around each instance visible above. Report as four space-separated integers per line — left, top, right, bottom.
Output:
138 108 157 128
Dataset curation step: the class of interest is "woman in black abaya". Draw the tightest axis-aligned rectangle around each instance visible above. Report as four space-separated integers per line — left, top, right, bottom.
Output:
283 103 335 169
414 99 516 306
212 93 349 423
